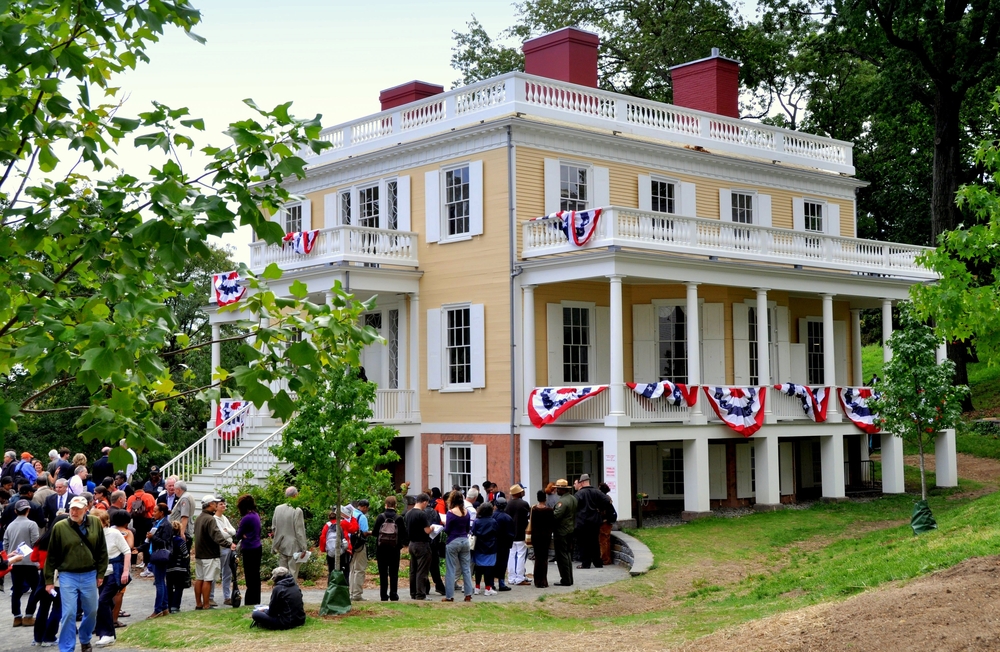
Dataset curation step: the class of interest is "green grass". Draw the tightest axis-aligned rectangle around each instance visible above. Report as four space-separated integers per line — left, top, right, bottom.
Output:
967 360 1000 414
119 483 1000 649
862 344 885 384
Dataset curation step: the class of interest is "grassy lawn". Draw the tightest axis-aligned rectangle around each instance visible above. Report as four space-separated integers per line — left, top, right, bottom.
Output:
861 343 885 384
119 477 1000 650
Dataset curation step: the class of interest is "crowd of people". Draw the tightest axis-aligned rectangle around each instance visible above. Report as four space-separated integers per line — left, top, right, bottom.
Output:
319 474 617 603
1 442 618 649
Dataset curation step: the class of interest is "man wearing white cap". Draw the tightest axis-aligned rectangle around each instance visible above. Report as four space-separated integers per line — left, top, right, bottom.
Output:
45 495 108 652
193 494 235 610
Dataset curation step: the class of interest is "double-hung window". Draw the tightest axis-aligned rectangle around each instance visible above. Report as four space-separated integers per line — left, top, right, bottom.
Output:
560 164 589 211
359 185 379 228
427 303 485 391
446 306 471 386
330 176 410 231
658 305 687 383
807 320 824 385
444 165 470 237
284 204 302 233
651 179 676 215
661 447 684 496
562 306 590 383
425 162 483 243
447 445 472 492
804 200 823 248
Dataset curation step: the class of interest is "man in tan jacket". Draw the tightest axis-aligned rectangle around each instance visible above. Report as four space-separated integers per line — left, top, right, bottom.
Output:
271 486 308 579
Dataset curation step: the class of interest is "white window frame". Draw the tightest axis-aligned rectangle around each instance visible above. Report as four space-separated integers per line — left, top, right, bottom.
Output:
650 298 704 384
427 303 485 392
793 196 839 237
443 303 473 391
730 189 756 225
559 161 592 212
719 188 771 228
282 202 304 234
425 161 483 244
660 443 684 498
803 199 824 234
560 300 596 384
338 189 352 226
735 299 779 386
442 163 472 241
805 316 825 385
446 443 473 492
331 176 409 231
358 183 380 228
650 176 678 215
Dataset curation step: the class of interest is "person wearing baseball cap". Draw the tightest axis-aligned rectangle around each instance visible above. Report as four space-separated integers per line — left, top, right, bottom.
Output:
45 495 108 652
506 484 531 586
573 473 611 570
193 495 235 610
5 499 39 627
552 479 577 586
144 466 165 495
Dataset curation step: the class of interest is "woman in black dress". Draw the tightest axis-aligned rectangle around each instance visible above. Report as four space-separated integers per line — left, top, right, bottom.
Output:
529 489 555 588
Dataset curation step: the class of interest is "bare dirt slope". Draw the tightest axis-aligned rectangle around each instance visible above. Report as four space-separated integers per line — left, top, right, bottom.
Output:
681 556 1000 652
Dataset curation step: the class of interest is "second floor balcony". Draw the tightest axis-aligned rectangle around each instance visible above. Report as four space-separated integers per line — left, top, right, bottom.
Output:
249 224 419 274
522 206 936 281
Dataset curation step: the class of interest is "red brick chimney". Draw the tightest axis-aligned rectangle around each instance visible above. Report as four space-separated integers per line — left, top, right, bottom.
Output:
668 48 740 118
379 81 445 111
522 27 600 88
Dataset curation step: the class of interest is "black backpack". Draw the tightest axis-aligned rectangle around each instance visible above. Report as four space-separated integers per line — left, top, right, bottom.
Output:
377 515 398 548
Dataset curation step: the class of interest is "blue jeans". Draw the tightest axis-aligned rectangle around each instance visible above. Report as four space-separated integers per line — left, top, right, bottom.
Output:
444 537 473 600
58 570 98 652
152 562 168 614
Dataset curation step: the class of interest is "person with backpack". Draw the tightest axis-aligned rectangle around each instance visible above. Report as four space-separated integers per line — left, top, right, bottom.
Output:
348 499 371 601
12 452 37 487
126 477 155 574
372 495 406 602
319 506 355 576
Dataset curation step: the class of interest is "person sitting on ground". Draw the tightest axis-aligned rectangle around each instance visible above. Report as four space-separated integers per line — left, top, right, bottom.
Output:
250 566 306 630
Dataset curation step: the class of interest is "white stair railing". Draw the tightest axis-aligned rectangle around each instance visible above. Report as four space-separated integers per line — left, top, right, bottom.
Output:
213 422 288 492
160 403 252 482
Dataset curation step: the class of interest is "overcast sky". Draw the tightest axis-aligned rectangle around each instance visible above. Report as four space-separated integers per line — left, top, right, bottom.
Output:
111 0 520 262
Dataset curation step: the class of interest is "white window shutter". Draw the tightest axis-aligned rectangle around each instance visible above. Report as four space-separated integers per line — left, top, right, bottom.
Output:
828 203 840 236
470 303 486 388
548 448 566 483
593 165 610 208
324 193 337 230
426 308 442 390
546 303 562 385
544 158 560 214
595 306 610 384
350 187 360 226
775 306 791 383
300 199 312 231
468 160 484 236
397 176 411 231
709 444 727 500
427 444 441 490
792 197 805 231
779 442 794 495
471 444 488 489
719 189 732 221
679 181 697 217
732 302 750 385
424 170 440 243
632 304 656 382
757 194 772 228
834 320 847 386
789 343 807 385
736 444 754 498
637 175 651 211
701 303 726 385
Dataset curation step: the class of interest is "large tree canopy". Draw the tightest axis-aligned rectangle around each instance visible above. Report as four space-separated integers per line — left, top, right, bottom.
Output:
0 1 376 462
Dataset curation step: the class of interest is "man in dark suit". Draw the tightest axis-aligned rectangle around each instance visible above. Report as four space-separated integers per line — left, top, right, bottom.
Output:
1 484 45 530
91 447 113 485
43 478 71 526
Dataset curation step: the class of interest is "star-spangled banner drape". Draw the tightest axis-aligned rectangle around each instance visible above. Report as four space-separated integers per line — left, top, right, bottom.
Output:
282 229 319 255
627 381 699 407
528 385 609 428
212 271 246 306
838 387 882 434
531 208 603 246
774 383 830 422
216 400 246 439
703 386 767 437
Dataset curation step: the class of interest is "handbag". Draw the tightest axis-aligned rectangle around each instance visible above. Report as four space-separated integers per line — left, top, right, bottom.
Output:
468 532 476 550
229 551 242 608
150 548 170 564
525 508 534 546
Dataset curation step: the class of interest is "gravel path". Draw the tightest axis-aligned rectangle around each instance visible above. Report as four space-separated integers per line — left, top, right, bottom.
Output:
3 561 629 651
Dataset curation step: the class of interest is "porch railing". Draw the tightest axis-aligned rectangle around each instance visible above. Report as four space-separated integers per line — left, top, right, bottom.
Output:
161 403 253 482
247 224 418 274
213 423 288 492
522 207 936 280
769 390 813 421
371 389 416 423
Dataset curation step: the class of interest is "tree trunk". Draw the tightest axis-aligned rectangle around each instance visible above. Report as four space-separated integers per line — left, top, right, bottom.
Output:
930 86 963 243
917 429 927 501
334 486 342 562
948 340 975 412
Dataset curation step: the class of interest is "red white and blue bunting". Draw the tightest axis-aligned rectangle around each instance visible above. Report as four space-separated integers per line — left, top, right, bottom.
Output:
627 381 699 407
212 271 247 306
838 387 882 434
703 386 767 437
216 400 246 438
528 385 608 428
532 208 603 246
282 229 319 255
774 383 830 422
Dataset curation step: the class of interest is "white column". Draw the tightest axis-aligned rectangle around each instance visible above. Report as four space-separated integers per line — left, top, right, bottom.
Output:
936 342 948 365
820 433 846 499
934 429 958 487
526 439 543 502
880 434 905 493
851 309 864 386
822 294 841 420
522 285 537 409
882 299 893 363
754 433 781 508
604 433 632 523
409 293 420 420
682 437 710 516
403 433 422 496
605 275 630 426
686 282 705 422
211 323 221 380
397 294 408 391
755 288 773 421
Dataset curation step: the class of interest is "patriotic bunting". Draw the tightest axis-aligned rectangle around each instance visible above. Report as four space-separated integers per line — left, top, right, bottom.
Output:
212 271 247 306
531 208 603 246
838 387 882 434
627 381 699 407
528 385 608 428
774 383 830 422
703 386 767 437
216 400 247 439
282 229 320 255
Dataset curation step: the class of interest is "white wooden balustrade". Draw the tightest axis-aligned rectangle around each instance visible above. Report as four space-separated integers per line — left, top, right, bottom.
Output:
769 390 814 421
305 72 855 175
537 387 690 424
248 224 418 274
522 207 936 280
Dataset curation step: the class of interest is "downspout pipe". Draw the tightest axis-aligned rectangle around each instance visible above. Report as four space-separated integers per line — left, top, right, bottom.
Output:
507 123 518 488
